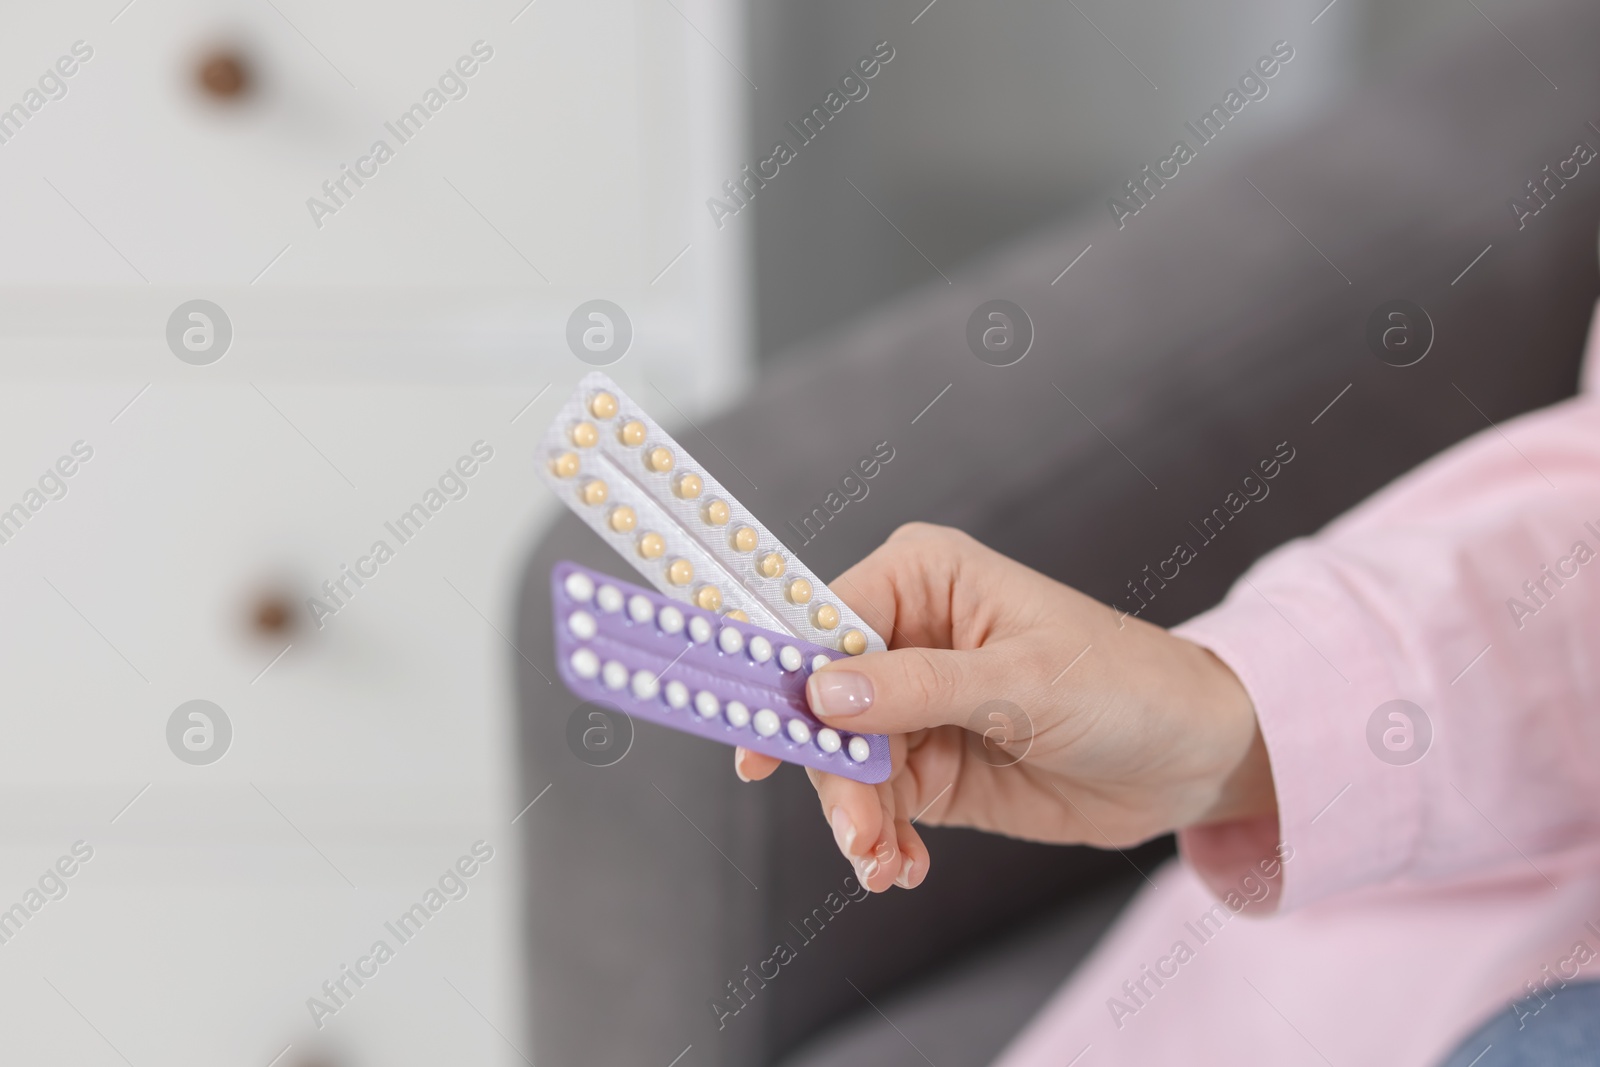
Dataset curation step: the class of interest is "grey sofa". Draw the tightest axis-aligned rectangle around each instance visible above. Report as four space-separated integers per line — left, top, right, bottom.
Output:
514 3 1600 1063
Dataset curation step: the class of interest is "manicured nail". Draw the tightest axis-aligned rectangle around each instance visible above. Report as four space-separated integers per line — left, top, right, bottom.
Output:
734 748 751 783
830 806 856 855
809 671 874 717
895 856 915 889
856 856 879 886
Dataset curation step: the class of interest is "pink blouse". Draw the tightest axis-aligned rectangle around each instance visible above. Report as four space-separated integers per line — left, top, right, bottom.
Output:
994 304 1600 1067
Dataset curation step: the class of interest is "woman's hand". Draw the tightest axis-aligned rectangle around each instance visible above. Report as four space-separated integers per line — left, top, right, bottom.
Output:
734 523 1276 892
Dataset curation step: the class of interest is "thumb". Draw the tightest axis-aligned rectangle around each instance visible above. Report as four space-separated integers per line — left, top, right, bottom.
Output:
806 645 1013 735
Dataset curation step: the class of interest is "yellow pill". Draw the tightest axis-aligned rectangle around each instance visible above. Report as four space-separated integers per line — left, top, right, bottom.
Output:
757 553 786 579
675 473 703 499
693 585 723 611
840 629 867 655
571 422 599 448
549 451 580 479
703 500 730 526
725 609 749 623
731 526 758 553
638 532 666 559
786 578 813 604
580 479 608 506
608 506 637 533
620 420 647 447
813 603 840 630
646 446 675 473
667 558 694 586
590 392 618 419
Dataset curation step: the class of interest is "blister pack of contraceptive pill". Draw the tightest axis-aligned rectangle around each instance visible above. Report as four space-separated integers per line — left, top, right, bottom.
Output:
537 371 887 657
553 561 890 783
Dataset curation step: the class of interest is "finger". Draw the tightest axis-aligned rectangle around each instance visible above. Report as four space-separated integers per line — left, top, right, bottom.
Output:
807 642 1028 735
891 817 928 889
825 522 976 650
859 782 902 893
806 768 888 878
733 747 781 782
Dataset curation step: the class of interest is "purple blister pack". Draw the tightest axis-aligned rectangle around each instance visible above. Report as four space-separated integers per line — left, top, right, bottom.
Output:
551 561 891 784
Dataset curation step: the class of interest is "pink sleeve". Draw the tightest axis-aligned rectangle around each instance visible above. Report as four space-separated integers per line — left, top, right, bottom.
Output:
1173 392 1600 913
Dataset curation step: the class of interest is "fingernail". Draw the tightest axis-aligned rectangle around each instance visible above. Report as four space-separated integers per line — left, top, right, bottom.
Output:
895 856 915 889
809 671 874 717
856 856 879 886
830 806 856 854
734 749 751 783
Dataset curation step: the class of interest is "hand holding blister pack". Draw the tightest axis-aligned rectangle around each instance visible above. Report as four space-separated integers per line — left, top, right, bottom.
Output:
539 372 890 782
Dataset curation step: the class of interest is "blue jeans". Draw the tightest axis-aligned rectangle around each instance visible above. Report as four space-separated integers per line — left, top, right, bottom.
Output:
1439 980 1600 1066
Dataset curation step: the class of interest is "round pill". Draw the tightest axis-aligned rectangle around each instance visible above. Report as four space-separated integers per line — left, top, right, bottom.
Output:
658 605 685 634
731 526 757 553
580 479 608 506
569 648 599 679
847 736 871 763
627 595 654 624
638 532 666 559
718 627 744 655
571 422 599 448
630 669 660 701
609 506 637 533
694 691 720 718
646 446 675 472
703 499 730 526
816 727 842 754
567 610 597 640
748 635 773 663
757 553 786 579
779 646 803 672
590 392 618 419
664 680 689 709
725 701 751 728
601 660 628 691
688 616 713 644
812 603 840 631
620 420 646 447
667 559 694 586
840 629 867 655
725 609 749 623
786 718 812 745
596 585 624 613
786 578 813 604
563 572 595 602
675 473 703 499
753 708 781 737
693 585 723 612
550 452 580 479
810 654 830 672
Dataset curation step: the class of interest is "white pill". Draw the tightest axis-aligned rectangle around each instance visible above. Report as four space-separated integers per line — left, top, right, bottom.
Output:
688 616 713 644
811 654 830 672
569 648 600 679
694 691 720 718
564 572 595 602
786 718 812 745
817 727 842 754
596 585 624 613
630 669 660 701
779 646 804 672
628 595 654 624
725 700 751 728
847 736 871 763
658 605 685 635
567 611 597 641
601 660 628 690
748 635 773 664
664 680 690 709
718 627 744 655
752 708 781 737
